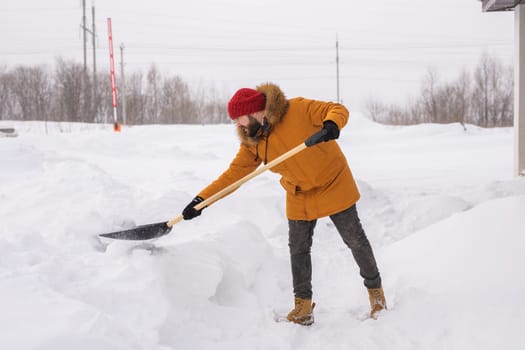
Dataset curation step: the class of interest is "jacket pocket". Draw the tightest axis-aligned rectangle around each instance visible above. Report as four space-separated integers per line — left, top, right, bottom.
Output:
280 178 299 195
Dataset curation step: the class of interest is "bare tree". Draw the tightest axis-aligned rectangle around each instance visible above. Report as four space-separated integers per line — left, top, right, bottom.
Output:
364 99 388 124
190 84 228 124
145 64 162 123
452 70 470 129
420 67 439 123
406 96 423 125
202 86 229 124
10 65 51 121
364 99 409 125
435 70 470 129
94 71 114 124
161 76 195 123
497 64 514 126
202 99 228 124
54 58 83 122
471 52 507 127
123 72 147 125
0 66 14 120
81 74 94 123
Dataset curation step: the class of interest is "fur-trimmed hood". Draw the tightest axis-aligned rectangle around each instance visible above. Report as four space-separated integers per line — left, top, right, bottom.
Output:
236 82 289 145
256 82 289 126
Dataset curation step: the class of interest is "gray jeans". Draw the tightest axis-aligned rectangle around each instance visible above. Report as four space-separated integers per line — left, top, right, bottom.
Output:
288 205 381 299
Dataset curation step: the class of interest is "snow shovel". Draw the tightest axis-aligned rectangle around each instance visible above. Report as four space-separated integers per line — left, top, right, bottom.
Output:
99 128 328 240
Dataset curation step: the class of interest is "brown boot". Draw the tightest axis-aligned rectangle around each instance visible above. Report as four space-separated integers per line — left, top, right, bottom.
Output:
368 287 387 319
286 297 316 325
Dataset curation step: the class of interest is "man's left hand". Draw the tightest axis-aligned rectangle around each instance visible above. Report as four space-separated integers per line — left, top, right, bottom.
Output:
322 120 340 141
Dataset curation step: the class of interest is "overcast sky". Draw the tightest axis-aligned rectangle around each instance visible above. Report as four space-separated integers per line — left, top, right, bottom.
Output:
0 0 515 112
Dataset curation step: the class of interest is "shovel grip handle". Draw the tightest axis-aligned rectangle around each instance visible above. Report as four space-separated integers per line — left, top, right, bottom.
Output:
305 128 328 147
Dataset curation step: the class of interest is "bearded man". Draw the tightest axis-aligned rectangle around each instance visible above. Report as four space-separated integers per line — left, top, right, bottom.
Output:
182 83 386 325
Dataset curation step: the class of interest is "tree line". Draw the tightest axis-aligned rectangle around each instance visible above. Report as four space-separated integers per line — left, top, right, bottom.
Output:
365 52 514 128
1 53 514 128
0 58 229 125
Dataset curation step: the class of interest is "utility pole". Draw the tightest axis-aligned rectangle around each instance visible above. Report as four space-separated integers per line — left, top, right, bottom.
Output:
81 0 98 121
120 43 126 126
92 3 96 84
335 33 340 103
91 2 97 120
81 0 88 121
82 0 87 74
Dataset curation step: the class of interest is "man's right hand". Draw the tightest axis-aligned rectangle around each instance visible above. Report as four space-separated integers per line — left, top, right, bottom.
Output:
182 196 205 220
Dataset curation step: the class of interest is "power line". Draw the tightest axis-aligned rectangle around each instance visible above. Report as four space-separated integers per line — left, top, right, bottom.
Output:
0 39 512 56
125 42 512 52
0 8 78 13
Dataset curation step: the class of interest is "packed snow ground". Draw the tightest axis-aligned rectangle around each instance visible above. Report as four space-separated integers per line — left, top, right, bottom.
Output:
1 115 524 350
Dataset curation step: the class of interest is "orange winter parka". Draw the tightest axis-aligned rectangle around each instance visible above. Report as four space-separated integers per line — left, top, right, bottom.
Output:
198 82 360 221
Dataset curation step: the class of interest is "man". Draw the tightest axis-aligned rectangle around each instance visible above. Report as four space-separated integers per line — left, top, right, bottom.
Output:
182 82 386 325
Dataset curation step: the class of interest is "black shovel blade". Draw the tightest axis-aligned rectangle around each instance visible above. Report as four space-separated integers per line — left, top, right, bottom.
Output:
99 221 172 240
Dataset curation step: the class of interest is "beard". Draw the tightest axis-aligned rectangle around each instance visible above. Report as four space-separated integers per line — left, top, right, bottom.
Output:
240 116 262 138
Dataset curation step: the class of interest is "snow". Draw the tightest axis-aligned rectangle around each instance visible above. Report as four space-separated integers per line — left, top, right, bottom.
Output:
0 115 524 349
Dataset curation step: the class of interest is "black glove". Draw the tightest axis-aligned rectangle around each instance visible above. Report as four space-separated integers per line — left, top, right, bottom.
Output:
322 120 340 141
182 196 205 220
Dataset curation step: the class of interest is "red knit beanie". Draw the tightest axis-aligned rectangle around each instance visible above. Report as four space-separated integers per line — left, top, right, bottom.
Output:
227 88 266 119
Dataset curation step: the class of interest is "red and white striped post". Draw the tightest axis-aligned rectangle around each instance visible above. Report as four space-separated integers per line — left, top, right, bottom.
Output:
107 18 120 132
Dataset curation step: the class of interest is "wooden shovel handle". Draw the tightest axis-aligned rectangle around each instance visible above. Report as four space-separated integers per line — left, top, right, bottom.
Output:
167 128 327 228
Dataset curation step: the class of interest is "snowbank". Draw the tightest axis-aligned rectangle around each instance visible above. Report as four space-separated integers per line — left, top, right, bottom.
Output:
1 116 524 349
